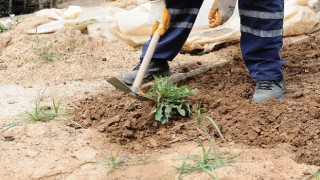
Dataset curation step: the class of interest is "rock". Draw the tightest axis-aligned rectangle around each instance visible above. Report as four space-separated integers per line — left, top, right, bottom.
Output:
0 35 11 51
251 126 261 133
97 125 106 132
25 149 40 158
106 115 121 127
292 92 304 98
149 138 159 147
248 130 258 141
4 136 14 141
7 99 17 104
0 64 8 71
133 144 143 151
41 106 52 111
302 170 311 175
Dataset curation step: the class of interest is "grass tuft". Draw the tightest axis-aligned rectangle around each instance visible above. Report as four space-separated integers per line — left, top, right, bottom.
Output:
26 95 61 122
83 148 126 174
175 141 234 179
175 104 237 179
0 92 61 132
33 40 61 61
308 167 320 180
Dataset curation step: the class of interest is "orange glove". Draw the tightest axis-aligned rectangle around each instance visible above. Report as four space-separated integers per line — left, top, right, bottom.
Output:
208 0 237 28
149 0 171 36
208 0 221 28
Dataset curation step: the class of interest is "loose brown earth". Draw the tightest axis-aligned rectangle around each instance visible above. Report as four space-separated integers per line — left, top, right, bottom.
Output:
1 0 320 179
71 36 320 166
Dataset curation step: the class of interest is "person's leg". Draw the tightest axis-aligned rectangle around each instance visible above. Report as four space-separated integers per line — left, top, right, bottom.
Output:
141 0 204 61
122 0 204 85
239 0 285 102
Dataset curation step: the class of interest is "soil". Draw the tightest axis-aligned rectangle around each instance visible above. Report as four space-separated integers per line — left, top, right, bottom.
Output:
71 36 320 166
0 0 319 179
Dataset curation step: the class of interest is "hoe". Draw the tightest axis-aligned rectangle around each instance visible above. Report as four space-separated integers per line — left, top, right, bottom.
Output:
107 30 160 101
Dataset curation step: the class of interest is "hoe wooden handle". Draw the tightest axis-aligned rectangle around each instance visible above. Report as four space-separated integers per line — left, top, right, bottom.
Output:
131 30 161 93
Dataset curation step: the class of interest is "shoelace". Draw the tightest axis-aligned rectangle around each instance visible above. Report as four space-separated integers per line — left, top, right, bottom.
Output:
257 81 274 90
133 61 167 71
133 62 142 71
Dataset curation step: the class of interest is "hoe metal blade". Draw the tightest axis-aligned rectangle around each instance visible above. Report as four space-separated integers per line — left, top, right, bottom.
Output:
107 77 133 94
107 77 154 101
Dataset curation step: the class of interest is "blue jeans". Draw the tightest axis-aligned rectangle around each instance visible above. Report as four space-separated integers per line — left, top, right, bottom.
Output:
140 0 285 81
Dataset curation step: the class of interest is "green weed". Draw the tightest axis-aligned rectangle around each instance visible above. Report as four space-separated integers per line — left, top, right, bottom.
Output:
26 95 61 122
32 31 61 62
83 148 126 174
175 105 236 179
308 167 320 180
6 54 28 61
0 15 22 33
0 15 13 32
0 120 29 133
26 99 42 121
33 40 60 61
122 99 138 115
0 93 61 132
176 141 234 179
147 77 197 124
137 156 149 165
52 98 61 114
0 23 10 32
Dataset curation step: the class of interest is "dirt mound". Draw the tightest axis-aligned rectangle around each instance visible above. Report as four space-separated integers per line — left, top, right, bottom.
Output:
70 37 320 166
69 92 205 151
186 39 320 166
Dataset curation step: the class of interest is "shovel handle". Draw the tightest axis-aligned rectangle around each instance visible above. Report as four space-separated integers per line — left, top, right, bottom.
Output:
131 30 160 93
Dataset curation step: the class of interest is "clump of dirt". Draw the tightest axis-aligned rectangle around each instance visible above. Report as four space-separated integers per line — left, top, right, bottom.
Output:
69 93 203 151
70 37 320 165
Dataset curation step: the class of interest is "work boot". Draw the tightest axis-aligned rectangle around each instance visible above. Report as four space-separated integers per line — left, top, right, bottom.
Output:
252 79 285 103
122 60 171 85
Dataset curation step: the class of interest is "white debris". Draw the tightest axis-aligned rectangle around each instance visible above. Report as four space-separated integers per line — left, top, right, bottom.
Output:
26 0 320 52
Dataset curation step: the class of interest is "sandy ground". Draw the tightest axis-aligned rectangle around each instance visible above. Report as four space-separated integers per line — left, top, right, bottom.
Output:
0 0 319 179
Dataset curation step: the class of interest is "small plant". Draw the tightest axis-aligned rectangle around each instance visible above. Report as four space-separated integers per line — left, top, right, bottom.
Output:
52 98 61 114
83 148 126 174
176 140 234 179
138 156 149 165
26 96 61 122
175 106 236 179
314 172 320 180
0 16 13 32
0 23 10 32
147 77 197 124
0 120 29 133
34 40 59 61
26 98 42 121
308 167 320 180
194 104 225 143
0 14 21 33
0 93 61 132
33 33 61 62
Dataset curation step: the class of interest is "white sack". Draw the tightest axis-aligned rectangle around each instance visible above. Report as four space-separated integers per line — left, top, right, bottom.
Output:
35 6 82 20
112 4 150 47
27 0 320 52
26 6 123 34
183 0 320 52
